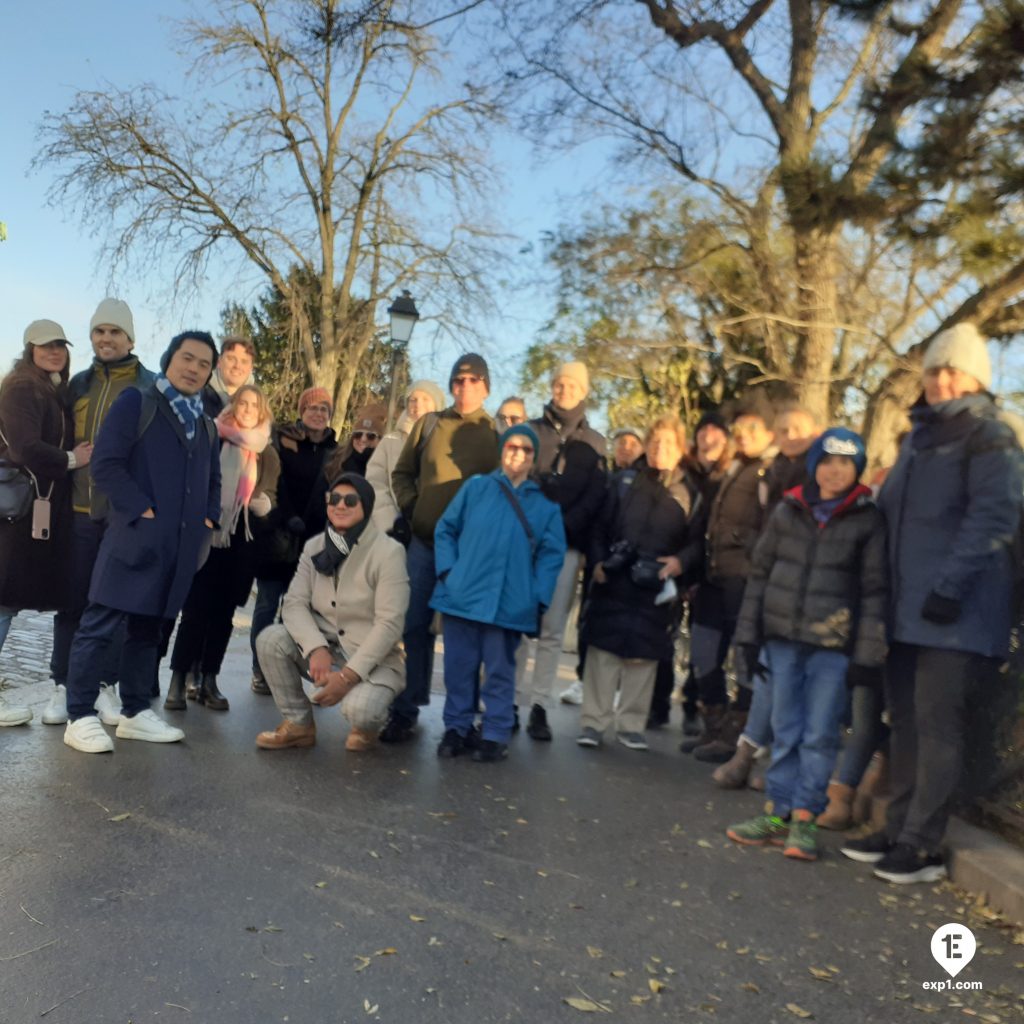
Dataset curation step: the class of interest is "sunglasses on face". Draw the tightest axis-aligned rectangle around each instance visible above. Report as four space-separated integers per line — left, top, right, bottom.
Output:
452 375 482 386
326 491 361 508
505 443 534 455
352 431 379 441
502 414 525 425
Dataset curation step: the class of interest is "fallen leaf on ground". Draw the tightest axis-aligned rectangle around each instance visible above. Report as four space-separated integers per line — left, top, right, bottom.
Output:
314 882 327 889
493 933 507 941
630 995 651 1006
740 982 760 993
697 839 713 849
353 956 371 972
808 967 833 981
537 870 548 877
108 813 131 822
563 996 605 1012
786 1004 814 1019
363 998 379 1014
586 946 603 959
609 970 626 978
409 915 426 923
374 948 397 956
648 979 666 993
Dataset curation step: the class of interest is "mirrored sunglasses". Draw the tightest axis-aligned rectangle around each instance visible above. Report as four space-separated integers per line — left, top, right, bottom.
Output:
326 491 361 508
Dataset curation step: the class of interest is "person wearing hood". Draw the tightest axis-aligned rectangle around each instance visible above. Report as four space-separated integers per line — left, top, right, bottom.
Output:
366 380 445 539
249 387 338 694
728 428 888 863
165 384 279 712
62 330 221 753
842 324 1024 884
431 425 566 762
0 320 81 726
204 336 256 415
44 298 157 728
515 361 607 740
255 473 410 753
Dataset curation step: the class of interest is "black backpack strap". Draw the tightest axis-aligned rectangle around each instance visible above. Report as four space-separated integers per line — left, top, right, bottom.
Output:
495 477 536 556
136 391 159 442
415 412 440 463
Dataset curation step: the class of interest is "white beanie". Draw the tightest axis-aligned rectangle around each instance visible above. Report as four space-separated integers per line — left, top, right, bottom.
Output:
553 360 590 398
923 323 991 391
90 298 135 343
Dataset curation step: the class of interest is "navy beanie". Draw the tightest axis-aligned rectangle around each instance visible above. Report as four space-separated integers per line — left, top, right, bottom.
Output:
327 471 376 521
500 422 540 453
806 427 867 480
160 330 219 373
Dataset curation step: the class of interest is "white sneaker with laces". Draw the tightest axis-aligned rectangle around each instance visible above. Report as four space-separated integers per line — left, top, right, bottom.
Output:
42 684 69 725
559 680 584 706
95 685 122 726
116 709 184 744
64 716 114 753
0 692 33 727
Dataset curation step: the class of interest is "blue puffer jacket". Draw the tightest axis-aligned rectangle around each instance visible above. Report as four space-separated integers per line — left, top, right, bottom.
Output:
878 393 1024 659
431 471 566 633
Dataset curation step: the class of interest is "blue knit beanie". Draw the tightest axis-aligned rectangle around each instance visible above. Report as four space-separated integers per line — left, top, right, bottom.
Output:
500 422 540 453
806 427 867 479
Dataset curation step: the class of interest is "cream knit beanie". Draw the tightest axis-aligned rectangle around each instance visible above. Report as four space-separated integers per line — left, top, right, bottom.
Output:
553 360 590 398
90 298 135 343
923 324 992 391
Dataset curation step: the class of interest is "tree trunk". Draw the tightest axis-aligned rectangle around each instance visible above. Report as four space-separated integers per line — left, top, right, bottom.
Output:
791 229 838 425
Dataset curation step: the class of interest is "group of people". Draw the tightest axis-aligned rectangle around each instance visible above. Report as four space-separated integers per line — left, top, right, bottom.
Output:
1 304 1021 886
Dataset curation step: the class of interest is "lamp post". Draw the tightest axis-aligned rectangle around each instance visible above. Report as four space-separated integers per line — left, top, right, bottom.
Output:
386 290 420 430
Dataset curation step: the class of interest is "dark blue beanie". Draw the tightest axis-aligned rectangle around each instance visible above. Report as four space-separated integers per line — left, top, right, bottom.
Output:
159 330 219 373
500 422 540 453
806 427 867 479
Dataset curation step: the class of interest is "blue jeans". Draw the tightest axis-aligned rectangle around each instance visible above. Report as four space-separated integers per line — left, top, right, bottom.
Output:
66 603 166 720
765 640 849 816
835 684 888 787
251 578 289 673
741 665 773 749
390 536 437 723
51 513 122 686
441 614 519 742
0 607 15 655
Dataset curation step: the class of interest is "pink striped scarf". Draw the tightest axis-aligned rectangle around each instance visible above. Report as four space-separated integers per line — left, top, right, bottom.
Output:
214 412 271 546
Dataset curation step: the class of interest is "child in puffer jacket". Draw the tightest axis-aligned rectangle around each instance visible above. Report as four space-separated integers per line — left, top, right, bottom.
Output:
725 428 888 862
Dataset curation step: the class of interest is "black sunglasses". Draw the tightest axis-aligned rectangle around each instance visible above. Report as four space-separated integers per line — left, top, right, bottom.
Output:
326 491 361 508
352 431 379 441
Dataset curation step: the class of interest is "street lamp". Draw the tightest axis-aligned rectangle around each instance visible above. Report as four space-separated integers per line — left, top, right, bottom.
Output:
386 290 420 429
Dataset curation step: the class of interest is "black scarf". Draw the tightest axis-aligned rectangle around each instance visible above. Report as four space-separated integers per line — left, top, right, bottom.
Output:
546 400 586 434
312 520 369 576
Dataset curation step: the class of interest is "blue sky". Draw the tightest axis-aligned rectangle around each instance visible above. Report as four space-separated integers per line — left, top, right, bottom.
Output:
0 1 613 411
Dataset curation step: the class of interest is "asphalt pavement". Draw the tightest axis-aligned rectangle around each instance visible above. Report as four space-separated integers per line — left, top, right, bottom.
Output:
1 616 1022 1024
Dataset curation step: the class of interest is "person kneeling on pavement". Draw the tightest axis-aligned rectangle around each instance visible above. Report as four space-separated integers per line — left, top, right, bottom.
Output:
726 428 888 862
430 424 566 763
255 473 409 752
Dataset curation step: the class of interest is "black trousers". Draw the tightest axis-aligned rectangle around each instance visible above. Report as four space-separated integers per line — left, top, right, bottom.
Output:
884 643 1003 853
169 546 238 674
690 577 749 710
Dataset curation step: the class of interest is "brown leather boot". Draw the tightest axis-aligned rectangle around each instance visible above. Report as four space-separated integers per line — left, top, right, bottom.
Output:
694 710 747 763
345 727 377 752
679 704 727 754
712 737 758 788
816 781 856 830
256 719 317 749
852 752 888 823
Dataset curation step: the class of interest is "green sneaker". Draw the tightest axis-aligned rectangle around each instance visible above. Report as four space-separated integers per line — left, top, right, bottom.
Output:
726 814 788 847
783 813 818 861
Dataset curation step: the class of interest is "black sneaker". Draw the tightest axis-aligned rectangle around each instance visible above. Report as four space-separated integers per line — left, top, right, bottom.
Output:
873 843 947 885
840 830 893 864
251 673 271 696
463 725 483 751
472 739 509 762
379 714 416 744
437 728 467 758
526 704 552 741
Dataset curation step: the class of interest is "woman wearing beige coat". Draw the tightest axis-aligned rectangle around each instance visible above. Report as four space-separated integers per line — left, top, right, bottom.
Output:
255 473 410 752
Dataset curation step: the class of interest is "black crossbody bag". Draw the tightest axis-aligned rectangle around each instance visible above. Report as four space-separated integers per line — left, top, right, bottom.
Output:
495 477 543 638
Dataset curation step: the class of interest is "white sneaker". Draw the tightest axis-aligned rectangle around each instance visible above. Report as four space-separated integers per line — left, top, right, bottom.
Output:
116 709 184 744
42 685 69 725
0 692 32 727
64 716 114 753
95 684 122 726
559 680 584 705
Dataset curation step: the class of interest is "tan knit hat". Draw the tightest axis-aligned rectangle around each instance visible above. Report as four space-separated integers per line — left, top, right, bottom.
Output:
90 298 135 342
923 324 992 391
552 360 590 398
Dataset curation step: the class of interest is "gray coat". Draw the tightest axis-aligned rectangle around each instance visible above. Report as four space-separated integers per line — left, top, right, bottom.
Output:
735 485 889 667
878 393 1024 660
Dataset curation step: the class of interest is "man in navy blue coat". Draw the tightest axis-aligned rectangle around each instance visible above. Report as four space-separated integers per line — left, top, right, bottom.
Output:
63 332 222 754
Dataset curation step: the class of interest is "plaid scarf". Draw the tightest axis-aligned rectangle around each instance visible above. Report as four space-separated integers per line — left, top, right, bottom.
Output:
155 374 204 441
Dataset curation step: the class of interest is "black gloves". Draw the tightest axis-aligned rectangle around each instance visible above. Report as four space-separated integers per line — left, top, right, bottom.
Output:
287 515 306 536
736 643 764 680
921 590 961 625
387 515 412 548
846 663 883 690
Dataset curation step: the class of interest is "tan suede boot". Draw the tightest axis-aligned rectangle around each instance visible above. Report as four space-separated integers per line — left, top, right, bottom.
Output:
852 752 888 823
256 719 317 750
816 781 855 830
345 727 377 752
712 737 758 788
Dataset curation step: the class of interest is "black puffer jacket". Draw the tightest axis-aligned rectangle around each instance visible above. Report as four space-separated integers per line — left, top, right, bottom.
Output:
734 484 888 667
704 450 774 581
583 466 698 662
531 402 607 551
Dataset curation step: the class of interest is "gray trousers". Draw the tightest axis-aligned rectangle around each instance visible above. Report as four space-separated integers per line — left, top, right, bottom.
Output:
256 624 397 732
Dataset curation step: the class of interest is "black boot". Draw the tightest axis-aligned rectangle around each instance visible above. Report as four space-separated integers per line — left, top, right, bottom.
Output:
164 671 187 711
198 672 229 711
526 704 552 741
